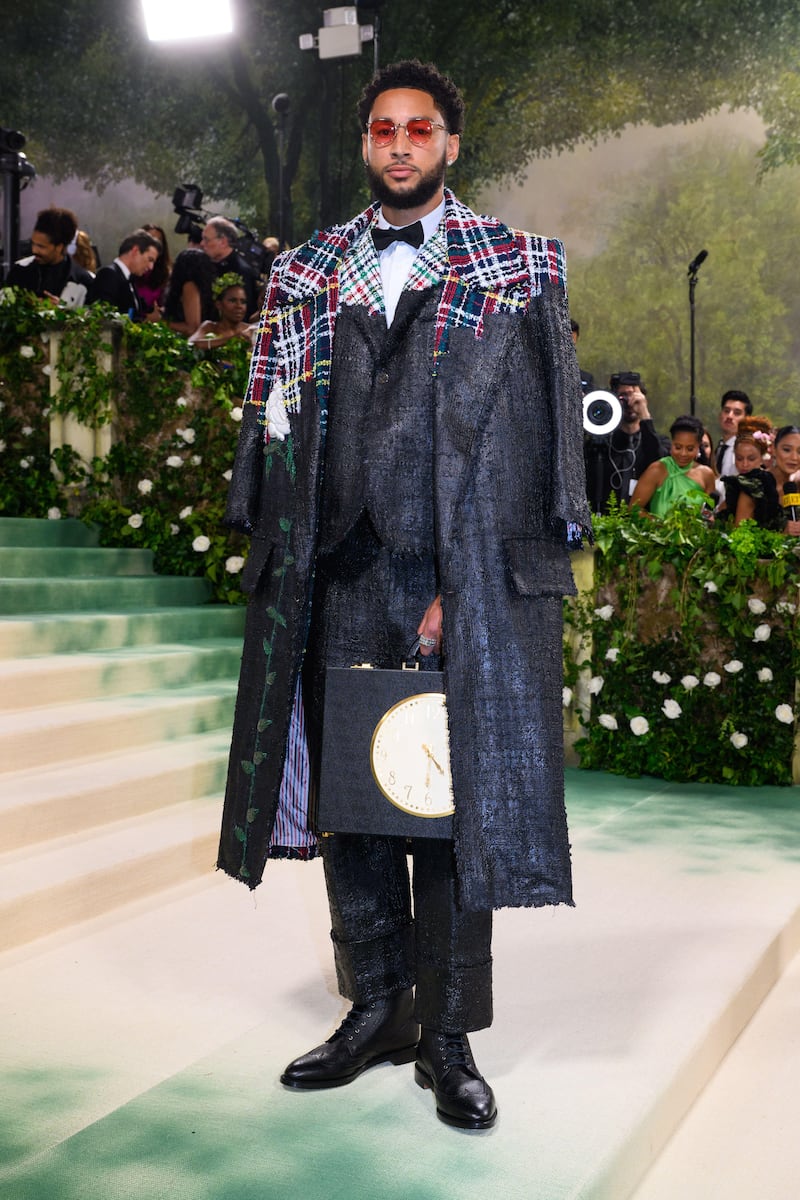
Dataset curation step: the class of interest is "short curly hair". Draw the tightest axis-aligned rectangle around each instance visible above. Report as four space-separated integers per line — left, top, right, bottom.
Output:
357 60 465 135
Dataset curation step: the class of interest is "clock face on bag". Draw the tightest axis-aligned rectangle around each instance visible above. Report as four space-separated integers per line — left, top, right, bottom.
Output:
370 692 455 818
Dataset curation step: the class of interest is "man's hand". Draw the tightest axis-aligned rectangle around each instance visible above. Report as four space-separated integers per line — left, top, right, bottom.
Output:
417 594 442 657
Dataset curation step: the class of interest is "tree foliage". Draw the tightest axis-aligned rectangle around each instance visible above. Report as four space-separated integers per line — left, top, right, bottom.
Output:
2 1 800 241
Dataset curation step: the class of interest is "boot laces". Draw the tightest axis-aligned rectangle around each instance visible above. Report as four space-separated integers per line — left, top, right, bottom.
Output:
439 1033 471 1069
331 1002 374 1041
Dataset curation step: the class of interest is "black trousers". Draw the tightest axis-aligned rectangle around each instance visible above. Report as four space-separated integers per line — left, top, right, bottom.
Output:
305 517 493 1032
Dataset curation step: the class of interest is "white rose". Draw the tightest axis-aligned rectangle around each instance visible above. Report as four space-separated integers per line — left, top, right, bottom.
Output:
191 454 202 465
176 396 188 408
265 385 292 441
598 713 618 730
19 344 34 358
757 667 773 683
587 675 604 695
170 523 179 535
747 597 767 614
128 513 143 529
594 604 614 621
20 457 30 469
192 535 211 552
177 427 196 444
230 405 244 423
21 425 33 437
630 716 650 736
225 555 245 574
42 365 52 376
562 687 573 707
166 455 183 468
47 507 61 520
137 478 153 495
222 469 233 481
775 704 794 725
0 440 6 452
730 731 748 749
703 672 721 688
179 506 193 519
680 674 699 689
776 601 797 615
703 580 718 593
661 698 682 719
652 671 671 684
724 660 743 674
752 624 771 642
604 647 620 662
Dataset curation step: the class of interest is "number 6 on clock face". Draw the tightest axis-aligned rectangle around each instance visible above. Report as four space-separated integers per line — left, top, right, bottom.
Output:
369 692 455 818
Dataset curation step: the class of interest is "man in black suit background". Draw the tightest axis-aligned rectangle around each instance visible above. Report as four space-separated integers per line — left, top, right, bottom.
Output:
88 229 160 320
6 206 94 303
200 217 259 318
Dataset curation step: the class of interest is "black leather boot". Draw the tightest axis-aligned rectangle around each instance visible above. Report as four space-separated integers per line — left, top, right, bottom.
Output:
414 1028 497 1129
280 988 419 1090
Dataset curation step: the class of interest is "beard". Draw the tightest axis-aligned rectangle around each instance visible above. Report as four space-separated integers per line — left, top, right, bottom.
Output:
364 150 448 212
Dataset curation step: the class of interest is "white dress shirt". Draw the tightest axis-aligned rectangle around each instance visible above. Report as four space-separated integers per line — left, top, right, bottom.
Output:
374 198 446 326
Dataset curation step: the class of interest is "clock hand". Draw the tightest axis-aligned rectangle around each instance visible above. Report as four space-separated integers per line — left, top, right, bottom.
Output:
421 743 445 774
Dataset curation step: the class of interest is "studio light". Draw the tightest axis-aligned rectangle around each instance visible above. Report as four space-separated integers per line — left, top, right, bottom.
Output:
142 0 234 42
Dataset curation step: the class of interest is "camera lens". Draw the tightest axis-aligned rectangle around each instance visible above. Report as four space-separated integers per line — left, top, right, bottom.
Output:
588 398 613 425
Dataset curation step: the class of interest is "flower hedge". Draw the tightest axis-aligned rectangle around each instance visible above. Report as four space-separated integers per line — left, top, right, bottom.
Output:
564 502 800 786
0 288 250 603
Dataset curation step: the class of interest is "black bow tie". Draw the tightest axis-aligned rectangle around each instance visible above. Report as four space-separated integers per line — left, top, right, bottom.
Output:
372 221 424 252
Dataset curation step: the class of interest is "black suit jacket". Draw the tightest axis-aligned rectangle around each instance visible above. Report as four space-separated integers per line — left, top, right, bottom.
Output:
88 262 142 318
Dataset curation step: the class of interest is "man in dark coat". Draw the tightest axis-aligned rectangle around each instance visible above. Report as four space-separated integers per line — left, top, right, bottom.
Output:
6 206 93 303
87 229 160 320
218 60 590 1130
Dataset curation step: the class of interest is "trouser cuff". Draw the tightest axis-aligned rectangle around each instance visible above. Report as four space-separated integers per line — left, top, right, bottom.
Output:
414 957 493 1033
331 921 415 1004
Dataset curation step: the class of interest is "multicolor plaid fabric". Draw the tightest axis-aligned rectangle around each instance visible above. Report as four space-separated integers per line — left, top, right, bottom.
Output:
245 190 568 431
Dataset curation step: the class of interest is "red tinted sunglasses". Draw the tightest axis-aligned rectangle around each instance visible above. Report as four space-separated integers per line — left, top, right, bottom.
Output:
366 118 448 148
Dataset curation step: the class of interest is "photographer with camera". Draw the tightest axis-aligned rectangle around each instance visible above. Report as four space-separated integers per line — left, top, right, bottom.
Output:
584 371 669 514
200 217 259 320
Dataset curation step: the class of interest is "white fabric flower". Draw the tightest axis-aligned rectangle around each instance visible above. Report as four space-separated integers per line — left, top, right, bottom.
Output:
752 624 771 642
230 405 244 423
192 535 211 552
127 513 143 529
775 704 794 725
179 505 193 519
661 698 682 719
703 580 718 593
137 478 153 495
47 507 61 520
265 385 291 440
604 647 620 662
166 455 183 468
19 344 34 358
222 469 233 481
225 555 245 574
757 667 773 683
562 686 573 707
703 671 721 688
652 671 671 685
630 716 650 736
587 675 604 695
177 427 196 444
747 597 767 614
724 660 744 674
594 604 614 621
598 713 618 730
680 674 699 690
730 731 748 749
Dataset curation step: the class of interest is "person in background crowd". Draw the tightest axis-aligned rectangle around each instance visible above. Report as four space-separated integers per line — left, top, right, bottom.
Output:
6 206 94 303
715 389 752 476
726 423 800 534
71 230 97 275
584 370 668 513
135 223 172 314
200 217 259 318
88 229 161 320
630 415 716 517
719 416 782 529
699 427 714 469
188 274 256 349
162 230 217 337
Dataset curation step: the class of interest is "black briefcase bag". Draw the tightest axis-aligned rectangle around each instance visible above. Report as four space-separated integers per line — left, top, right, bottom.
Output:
317 663 454 839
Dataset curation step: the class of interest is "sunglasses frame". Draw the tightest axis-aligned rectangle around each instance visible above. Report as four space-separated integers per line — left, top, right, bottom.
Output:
366 117 448 148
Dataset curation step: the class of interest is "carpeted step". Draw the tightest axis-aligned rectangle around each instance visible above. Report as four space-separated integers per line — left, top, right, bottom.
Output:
0 606 245 658
0 546 155 577
0 730 231 852
0 517 99 548
0 639 244 710
0 798 222 953
0 574 212 614
0 681 237 774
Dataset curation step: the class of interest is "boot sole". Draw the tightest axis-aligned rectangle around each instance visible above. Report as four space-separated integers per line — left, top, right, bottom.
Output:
280 1041 418 1090
414 1063 498 1130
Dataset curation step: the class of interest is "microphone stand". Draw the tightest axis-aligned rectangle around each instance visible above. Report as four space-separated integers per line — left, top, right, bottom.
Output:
687 251 708 416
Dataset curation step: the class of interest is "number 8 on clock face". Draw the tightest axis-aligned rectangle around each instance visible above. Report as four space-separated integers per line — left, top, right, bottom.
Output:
369 692 455 818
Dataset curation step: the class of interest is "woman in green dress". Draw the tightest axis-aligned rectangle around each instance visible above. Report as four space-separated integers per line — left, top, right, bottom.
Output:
630 415 716 517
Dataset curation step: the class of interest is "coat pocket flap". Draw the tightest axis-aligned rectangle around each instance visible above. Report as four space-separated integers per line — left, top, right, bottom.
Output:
504 536 577 597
